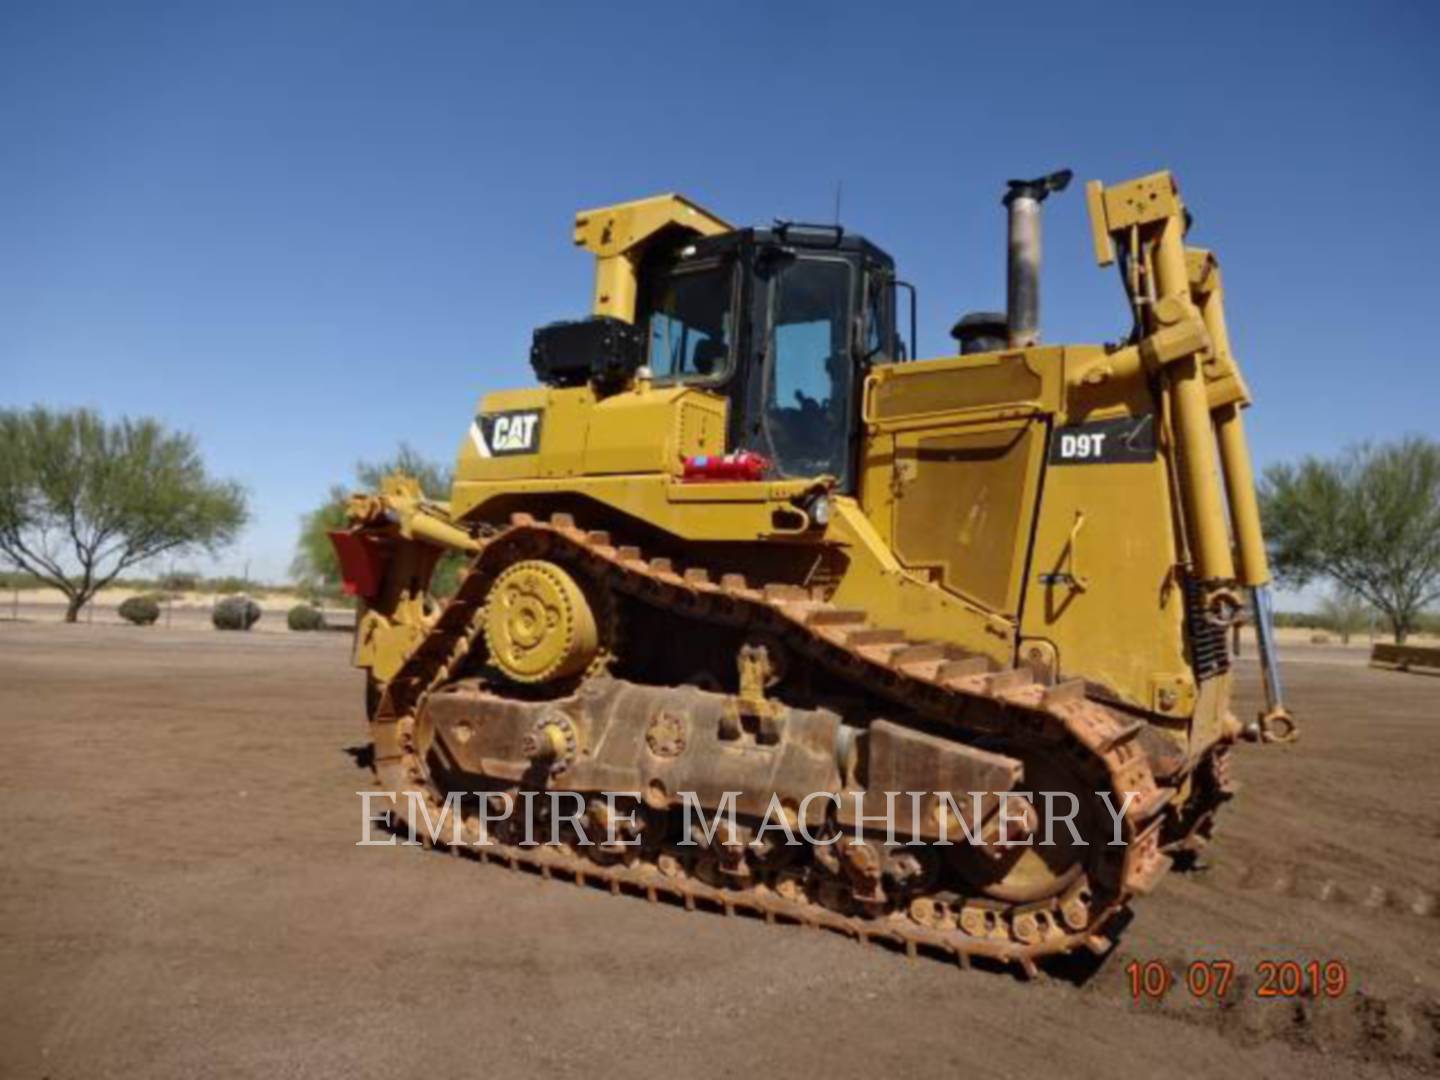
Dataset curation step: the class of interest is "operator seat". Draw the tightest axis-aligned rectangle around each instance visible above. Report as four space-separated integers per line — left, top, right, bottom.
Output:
691 336 726 377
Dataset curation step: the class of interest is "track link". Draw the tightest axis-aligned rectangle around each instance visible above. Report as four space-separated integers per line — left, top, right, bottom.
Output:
368 512 1176 975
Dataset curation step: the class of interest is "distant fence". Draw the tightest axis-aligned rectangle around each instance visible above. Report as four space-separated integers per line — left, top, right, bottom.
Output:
1370 642 1440 676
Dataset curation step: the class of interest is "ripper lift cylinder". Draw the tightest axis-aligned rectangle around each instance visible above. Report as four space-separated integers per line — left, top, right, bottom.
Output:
1214 405 1268 588
1150 215 1236 584
1193 263 1270 589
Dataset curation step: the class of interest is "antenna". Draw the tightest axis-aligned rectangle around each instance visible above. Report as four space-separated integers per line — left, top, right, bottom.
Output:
832 180 843 225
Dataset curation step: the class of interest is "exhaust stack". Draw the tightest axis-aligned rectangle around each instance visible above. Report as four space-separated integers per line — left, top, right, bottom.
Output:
1003 169 1072 348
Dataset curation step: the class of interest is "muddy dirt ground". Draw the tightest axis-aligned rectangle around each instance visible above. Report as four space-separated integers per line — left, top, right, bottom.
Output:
1 622 1436 1079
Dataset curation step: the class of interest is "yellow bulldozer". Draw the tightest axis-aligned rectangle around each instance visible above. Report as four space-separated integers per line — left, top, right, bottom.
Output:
332 168 1295 974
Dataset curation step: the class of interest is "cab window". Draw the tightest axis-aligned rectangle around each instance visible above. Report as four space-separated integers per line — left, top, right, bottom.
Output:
761 257 854 485
863 270 895 363
643 261 734 382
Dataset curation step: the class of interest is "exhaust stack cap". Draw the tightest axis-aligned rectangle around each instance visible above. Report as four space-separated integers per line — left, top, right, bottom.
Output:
950 311 1009 355
1003 169 1073 349
1002 169 1073 207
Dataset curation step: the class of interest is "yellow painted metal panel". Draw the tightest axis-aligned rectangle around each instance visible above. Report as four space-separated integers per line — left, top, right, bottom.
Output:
891 419 1045 615
1020 453 1190 711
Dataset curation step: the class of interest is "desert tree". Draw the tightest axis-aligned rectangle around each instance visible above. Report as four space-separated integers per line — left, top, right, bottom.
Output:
1316 587 1373 645
1261 436 1440 643
0 407 249 621
292 444 459 596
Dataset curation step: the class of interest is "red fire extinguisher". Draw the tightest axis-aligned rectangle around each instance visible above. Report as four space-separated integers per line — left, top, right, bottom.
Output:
681 450 771 482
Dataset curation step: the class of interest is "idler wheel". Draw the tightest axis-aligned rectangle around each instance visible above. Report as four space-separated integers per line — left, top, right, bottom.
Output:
483 560 599 683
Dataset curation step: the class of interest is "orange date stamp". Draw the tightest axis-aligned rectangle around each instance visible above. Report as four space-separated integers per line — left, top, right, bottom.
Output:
1125 959 1350 1001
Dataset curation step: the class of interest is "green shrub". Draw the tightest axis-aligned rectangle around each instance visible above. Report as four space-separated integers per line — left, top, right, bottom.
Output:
213 595 261 631
118 594 161 626
287 603 326 632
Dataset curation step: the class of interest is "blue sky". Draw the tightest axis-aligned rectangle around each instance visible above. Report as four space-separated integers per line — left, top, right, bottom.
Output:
2 0 1437 592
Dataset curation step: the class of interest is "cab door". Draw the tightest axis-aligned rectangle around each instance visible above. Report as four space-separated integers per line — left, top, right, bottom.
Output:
745 253 860 490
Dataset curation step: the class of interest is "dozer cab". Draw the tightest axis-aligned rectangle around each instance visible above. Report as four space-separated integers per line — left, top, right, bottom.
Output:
333 169 1294 973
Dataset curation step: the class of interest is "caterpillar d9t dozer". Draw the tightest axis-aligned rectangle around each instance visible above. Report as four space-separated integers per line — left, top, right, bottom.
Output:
333 169 1295 974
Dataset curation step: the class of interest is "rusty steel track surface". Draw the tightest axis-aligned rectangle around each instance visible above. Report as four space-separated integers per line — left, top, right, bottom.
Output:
368 512 1226 977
